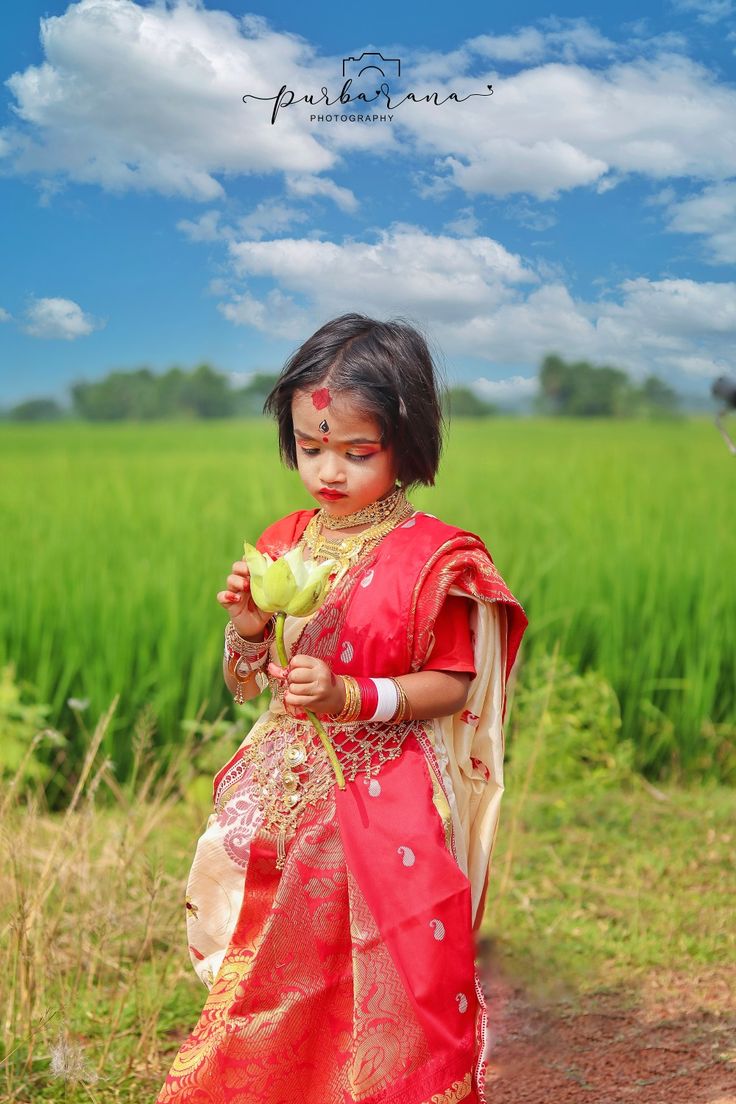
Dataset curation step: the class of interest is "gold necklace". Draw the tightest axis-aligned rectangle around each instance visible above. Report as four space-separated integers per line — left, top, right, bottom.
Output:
319 483 405 529
300 489 414 582
214 711 432 869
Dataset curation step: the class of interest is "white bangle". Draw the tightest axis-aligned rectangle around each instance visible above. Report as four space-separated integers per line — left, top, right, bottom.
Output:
368 678 400 722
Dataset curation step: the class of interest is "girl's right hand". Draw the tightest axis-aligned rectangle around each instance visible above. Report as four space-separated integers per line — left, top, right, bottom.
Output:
217 559 273 639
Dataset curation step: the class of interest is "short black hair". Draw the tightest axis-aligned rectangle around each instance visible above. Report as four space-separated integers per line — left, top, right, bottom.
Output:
262 313 447 490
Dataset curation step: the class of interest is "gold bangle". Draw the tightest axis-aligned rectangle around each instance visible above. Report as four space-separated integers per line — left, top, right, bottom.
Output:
225 618 275 657
330 675 361 723
390 678 412 722
225 620 274 705
343 676 361 722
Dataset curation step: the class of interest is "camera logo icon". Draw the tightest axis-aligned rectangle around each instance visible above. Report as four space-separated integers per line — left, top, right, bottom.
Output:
342 52 401 80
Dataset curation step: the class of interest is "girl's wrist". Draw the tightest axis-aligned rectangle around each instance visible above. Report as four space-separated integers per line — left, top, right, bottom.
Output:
328 675 411 724
224 619 275 704
328 676 347 716
231 613 274 642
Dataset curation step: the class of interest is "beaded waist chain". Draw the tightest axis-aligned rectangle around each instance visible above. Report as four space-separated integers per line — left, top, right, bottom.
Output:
213 710 431 868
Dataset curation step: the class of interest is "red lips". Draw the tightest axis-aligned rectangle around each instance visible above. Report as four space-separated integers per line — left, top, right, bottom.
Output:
319 488 347 498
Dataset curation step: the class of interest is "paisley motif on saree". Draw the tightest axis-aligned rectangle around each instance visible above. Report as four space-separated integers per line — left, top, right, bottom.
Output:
155 509 528 1104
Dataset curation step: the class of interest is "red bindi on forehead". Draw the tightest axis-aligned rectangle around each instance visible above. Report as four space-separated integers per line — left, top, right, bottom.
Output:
311 387 332 410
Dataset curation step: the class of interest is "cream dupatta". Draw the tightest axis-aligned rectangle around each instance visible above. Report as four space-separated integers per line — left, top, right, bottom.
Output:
425 596 509 927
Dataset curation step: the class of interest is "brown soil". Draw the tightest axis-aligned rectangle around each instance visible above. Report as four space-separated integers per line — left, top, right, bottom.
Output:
480 955 736 1104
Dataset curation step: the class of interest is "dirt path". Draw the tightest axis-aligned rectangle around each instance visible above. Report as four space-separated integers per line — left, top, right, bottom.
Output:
481 957 736 1103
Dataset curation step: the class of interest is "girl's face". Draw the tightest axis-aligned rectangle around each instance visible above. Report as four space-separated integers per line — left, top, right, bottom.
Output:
291 387 399 518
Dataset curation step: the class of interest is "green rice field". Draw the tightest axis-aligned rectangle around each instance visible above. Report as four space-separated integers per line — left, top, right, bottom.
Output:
1 415 733 791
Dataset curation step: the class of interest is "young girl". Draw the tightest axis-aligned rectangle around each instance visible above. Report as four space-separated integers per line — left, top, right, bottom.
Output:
156 314 528 1104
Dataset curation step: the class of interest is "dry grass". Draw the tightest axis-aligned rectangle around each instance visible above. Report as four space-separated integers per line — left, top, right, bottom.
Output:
0 700 211 1102
1 684 733 1101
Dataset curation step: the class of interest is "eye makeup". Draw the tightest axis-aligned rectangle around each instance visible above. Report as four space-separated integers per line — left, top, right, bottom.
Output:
299 446 373 463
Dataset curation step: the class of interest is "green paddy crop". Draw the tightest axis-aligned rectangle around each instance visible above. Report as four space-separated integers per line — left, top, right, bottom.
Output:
0 415 733 790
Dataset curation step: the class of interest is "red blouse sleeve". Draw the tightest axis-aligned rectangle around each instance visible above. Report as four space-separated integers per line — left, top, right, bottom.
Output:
255 509 316 558
421 594 476 680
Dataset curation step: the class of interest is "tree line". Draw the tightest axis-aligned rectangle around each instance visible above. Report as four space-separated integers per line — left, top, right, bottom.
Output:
535 354 679 417
1 355 680 421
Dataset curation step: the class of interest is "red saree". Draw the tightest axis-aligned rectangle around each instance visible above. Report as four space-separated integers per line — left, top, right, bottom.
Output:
156 508 528 1104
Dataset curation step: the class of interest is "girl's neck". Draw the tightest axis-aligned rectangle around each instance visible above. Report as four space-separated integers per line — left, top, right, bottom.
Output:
300 486 414 564
317 483 401 537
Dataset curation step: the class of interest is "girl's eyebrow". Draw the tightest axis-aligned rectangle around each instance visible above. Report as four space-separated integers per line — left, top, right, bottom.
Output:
293 428 380 445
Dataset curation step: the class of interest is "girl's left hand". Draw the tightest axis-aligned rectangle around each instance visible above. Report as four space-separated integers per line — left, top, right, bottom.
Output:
268 655 345 718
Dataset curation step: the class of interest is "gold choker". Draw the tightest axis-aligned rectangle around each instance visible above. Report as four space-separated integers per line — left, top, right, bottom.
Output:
318 483 405 529
300 488 414 582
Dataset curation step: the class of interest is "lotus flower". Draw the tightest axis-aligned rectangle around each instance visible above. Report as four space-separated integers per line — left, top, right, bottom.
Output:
242 541 345 788
242 543 336 617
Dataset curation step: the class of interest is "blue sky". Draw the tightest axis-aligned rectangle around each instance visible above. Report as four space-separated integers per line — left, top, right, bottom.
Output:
1 0 735 408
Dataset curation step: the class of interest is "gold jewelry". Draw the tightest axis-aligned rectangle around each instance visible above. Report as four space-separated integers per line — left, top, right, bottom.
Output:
225 618 275 656
213 711 429 868
390 677 412 722
300 489 414 585
319 483 404 529
225 619 276 703
329 675 362 723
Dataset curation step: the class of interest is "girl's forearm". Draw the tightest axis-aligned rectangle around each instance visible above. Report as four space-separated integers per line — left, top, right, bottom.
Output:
325 670 471 720
394 670 471 720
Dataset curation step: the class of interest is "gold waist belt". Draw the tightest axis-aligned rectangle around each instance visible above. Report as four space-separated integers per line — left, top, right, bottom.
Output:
214 711 429 869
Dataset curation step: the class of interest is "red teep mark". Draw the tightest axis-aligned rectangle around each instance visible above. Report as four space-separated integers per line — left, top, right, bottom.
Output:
311 387 332 410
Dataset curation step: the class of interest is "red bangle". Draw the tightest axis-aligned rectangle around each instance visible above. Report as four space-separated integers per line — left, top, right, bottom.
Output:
355 677 379 721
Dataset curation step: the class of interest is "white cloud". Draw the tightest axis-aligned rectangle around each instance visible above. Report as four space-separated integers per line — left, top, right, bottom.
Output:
21 297 102 340
177 200 314 243
660 181 736 263
412 170 454 201
0 307 11 322
238 199 313 239
502 198 557 231
177 209 228 242
601 276 736 336
285 174 358 212
589 278 735 378
404 54 736 200
467 18 616 64
443 140 607 201
211 224 736 385
2 5 734 208
671 0 734 23
444 208 481 236
217 287 310 339
228 370 256 386
405 18 617 83
644 185 678 207
206 277 230 297
225 225 536 326
472 375 538 400
467 28 550 65
1 0 338 200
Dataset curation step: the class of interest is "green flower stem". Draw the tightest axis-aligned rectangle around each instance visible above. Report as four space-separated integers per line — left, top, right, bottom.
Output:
275 611 346 790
